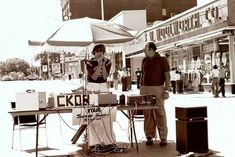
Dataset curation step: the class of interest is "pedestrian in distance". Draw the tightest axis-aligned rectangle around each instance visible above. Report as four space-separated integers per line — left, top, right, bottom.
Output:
170 67 177 94
127 67 132 90
218 62 226 97
140 41 170 146
211 65 219 98
112 68 119 90
135 67 142 89
121 67 128 91
176 71 184 93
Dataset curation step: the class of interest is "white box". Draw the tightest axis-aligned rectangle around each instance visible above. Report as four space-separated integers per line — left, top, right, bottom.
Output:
15 92 46 111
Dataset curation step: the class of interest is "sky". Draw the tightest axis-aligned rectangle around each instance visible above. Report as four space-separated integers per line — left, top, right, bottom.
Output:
0 0 62 64
0 0 212 64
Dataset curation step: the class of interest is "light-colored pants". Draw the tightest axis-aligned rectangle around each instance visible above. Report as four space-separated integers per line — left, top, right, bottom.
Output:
87 82 109 93
211 77 219 96
140 85 168 140
113 79 118 90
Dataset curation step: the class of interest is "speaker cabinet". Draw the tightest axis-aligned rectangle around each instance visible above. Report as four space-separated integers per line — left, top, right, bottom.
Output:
175 106 207 120
176 107 208 154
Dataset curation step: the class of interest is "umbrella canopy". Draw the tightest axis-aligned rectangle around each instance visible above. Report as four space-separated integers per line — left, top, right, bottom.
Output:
30 17 134 47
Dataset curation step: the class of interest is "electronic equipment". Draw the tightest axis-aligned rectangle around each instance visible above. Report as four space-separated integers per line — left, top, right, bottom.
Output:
119 94 125 105
89 93 117 106
15 92 46 111
47 96 55 108
175 106 207 120
127 94 156 105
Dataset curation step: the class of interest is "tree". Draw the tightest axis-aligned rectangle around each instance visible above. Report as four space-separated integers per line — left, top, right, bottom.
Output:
0 61 6 75
4 58 30 75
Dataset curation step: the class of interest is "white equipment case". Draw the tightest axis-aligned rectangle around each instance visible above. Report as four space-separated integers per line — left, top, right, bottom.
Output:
15 92 46 111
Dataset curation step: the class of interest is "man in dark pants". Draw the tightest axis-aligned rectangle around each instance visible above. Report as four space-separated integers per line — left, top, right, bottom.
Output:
121 67 128 91
218 62 226 97
170 68 177 94
135 67 142 89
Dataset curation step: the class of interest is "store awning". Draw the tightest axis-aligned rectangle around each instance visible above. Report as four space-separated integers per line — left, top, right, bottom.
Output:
125 49 144 58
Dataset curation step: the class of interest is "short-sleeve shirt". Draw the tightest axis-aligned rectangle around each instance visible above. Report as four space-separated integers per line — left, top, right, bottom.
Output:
135 70 142 77
219 68 226 78
86 58 111 83
141 53 170 86
211 69 219 78
113 71 119 80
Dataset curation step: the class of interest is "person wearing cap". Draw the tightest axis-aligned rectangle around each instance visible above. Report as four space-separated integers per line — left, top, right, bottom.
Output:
135 67 142 89
140 41 170 146
86 44 111 92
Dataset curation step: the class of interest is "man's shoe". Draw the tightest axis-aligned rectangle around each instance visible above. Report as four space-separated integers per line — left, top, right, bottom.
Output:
146 138 153 146
159 139 167 146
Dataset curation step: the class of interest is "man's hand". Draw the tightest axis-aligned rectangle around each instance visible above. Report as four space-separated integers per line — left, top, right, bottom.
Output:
163 91 169 100
164 82 170 91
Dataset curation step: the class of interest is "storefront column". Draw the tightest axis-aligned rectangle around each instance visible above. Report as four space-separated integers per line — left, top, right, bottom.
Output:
111 53 116 69
228 34 235 94
122 52 126 68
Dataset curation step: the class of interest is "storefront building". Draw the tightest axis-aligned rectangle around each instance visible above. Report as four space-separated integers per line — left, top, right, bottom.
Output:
139 0 235 93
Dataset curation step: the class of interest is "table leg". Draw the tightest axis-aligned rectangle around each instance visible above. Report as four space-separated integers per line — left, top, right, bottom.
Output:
35 114 39 157
131 112 139 151
127 110 134 148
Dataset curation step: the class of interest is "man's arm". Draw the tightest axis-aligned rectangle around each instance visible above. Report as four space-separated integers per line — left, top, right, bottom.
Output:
164 71 171 91
140 59 145 86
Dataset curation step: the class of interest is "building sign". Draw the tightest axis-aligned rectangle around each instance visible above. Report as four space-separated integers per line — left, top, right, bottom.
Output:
52 63 61 74
156 12 201 40
147 0 228 42
42 65 48 72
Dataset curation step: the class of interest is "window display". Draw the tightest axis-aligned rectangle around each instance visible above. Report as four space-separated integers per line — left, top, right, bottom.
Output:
169 42 231 91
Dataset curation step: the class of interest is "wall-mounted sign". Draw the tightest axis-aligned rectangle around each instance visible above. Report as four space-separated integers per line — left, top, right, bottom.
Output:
147 0 228 42
42 65 48 72
52 63 61 74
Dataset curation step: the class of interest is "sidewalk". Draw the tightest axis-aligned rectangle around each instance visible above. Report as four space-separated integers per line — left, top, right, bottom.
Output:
2 81 234 156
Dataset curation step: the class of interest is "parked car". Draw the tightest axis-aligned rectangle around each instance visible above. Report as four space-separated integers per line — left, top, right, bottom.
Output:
2 75 12 81
27 75 38 80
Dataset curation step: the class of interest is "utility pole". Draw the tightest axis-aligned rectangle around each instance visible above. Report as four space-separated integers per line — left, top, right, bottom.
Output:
101 0 104 20
47 53 51 80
